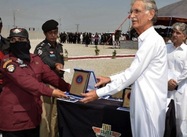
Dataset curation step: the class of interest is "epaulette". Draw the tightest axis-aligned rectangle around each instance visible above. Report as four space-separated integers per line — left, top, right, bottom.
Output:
40 42 45 47
37 42 45 49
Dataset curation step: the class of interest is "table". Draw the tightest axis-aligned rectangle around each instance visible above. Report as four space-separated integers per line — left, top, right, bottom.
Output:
57 98 132 137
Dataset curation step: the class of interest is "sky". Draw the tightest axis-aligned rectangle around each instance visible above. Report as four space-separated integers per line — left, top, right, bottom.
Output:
0 0 181 33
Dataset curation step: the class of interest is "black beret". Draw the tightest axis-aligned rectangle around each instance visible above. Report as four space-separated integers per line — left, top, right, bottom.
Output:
42 19 58 33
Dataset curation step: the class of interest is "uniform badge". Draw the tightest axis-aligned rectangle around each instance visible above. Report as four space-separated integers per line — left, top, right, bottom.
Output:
16 58 27 67
19 64 27 67
38 49 43 55
6 64 16 73
50 54 55 57
16 58 23 64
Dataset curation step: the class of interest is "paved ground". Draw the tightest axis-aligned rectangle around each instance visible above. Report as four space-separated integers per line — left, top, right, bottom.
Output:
30 39 137 97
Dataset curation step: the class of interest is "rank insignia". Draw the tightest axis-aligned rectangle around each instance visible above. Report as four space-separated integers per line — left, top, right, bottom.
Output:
6 64 15 73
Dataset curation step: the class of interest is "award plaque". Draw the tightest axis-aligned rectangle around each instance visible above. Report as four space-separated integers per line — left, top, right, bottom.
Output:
70 68 97 96
122 87 131 108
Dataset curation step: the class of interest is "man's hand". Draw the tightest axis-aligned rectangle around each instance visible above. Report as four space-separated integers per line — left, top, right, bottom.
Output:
168 79 178 91
52 89 68 98
55 63 64 71
80 90 99 103
95 76 111 88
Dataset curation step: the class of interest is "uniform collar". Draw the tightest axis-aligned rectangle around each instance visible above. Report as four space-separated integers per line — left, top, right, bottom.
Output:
9 53 34 63
44 39 57 48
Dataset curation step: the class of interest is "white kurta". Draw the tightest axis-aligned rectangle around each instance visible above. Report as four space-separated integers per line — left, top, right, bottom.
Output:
96 27 168 137
167 43 187 137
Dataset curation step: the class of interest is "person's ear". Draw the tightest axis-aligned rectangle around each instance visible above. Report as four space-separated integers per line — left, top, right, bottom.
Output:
147 9 155 21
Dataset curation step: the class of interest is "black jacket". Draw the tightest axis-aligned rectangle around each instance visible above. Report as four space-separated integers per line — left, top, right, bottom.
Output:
34 39 64 77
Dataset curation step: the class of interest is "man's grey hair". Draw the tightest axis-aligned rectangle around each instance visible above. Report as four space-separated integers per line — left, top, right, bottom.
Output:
172 22 187 36
131 0 158 24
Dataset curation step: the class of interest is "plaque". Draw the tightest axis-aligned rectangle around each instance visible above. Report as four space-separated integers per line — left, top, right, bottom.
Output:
122 87 131 108
70 68 97 96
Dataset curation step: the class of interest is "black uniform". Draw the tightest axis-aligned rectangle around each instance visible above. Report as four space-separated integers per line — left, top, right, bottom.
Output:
34 39 64 77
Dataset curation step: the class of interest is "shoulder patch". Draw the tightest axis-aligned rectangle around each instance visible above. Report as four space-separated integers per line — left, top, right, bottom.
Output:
6 64 16 73
37 49 43 55
3 59 12 68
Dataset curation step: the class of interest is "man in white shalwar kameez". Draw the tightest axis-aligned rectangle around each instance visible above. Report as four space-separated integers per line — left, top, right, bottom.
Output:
80 0 168 137
167 22 187 137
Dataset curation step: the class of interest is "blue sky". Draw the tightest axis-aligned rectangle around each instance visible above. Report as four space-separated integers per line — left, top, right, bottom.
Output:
0 0 180 33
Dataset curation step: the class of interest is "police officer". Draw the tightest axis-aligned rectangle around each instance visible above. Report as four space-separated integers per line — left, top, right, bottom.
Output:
34 19 65 137
0 17 9 93
34 19 64 78
0 28 70 137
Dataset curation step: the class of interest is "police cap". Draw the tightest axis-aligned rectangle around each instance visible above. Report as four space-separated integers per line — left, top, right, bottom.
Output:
42 19 58 33
8 28 29 38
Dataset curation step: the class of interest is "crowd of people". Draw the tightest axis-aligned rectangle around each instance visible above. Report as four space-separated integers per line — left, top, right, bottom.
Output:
59 31 129 46
0 0 187 137
58 27 173 48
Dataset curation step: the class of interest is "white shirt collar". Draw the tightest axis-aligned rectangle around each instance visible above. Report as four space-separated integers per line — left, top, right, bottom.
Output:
138 26 154 42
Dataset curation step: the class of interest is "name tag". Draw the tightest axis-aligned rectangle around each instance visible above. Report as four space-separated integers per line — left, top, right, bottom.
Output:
50 54 56 57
